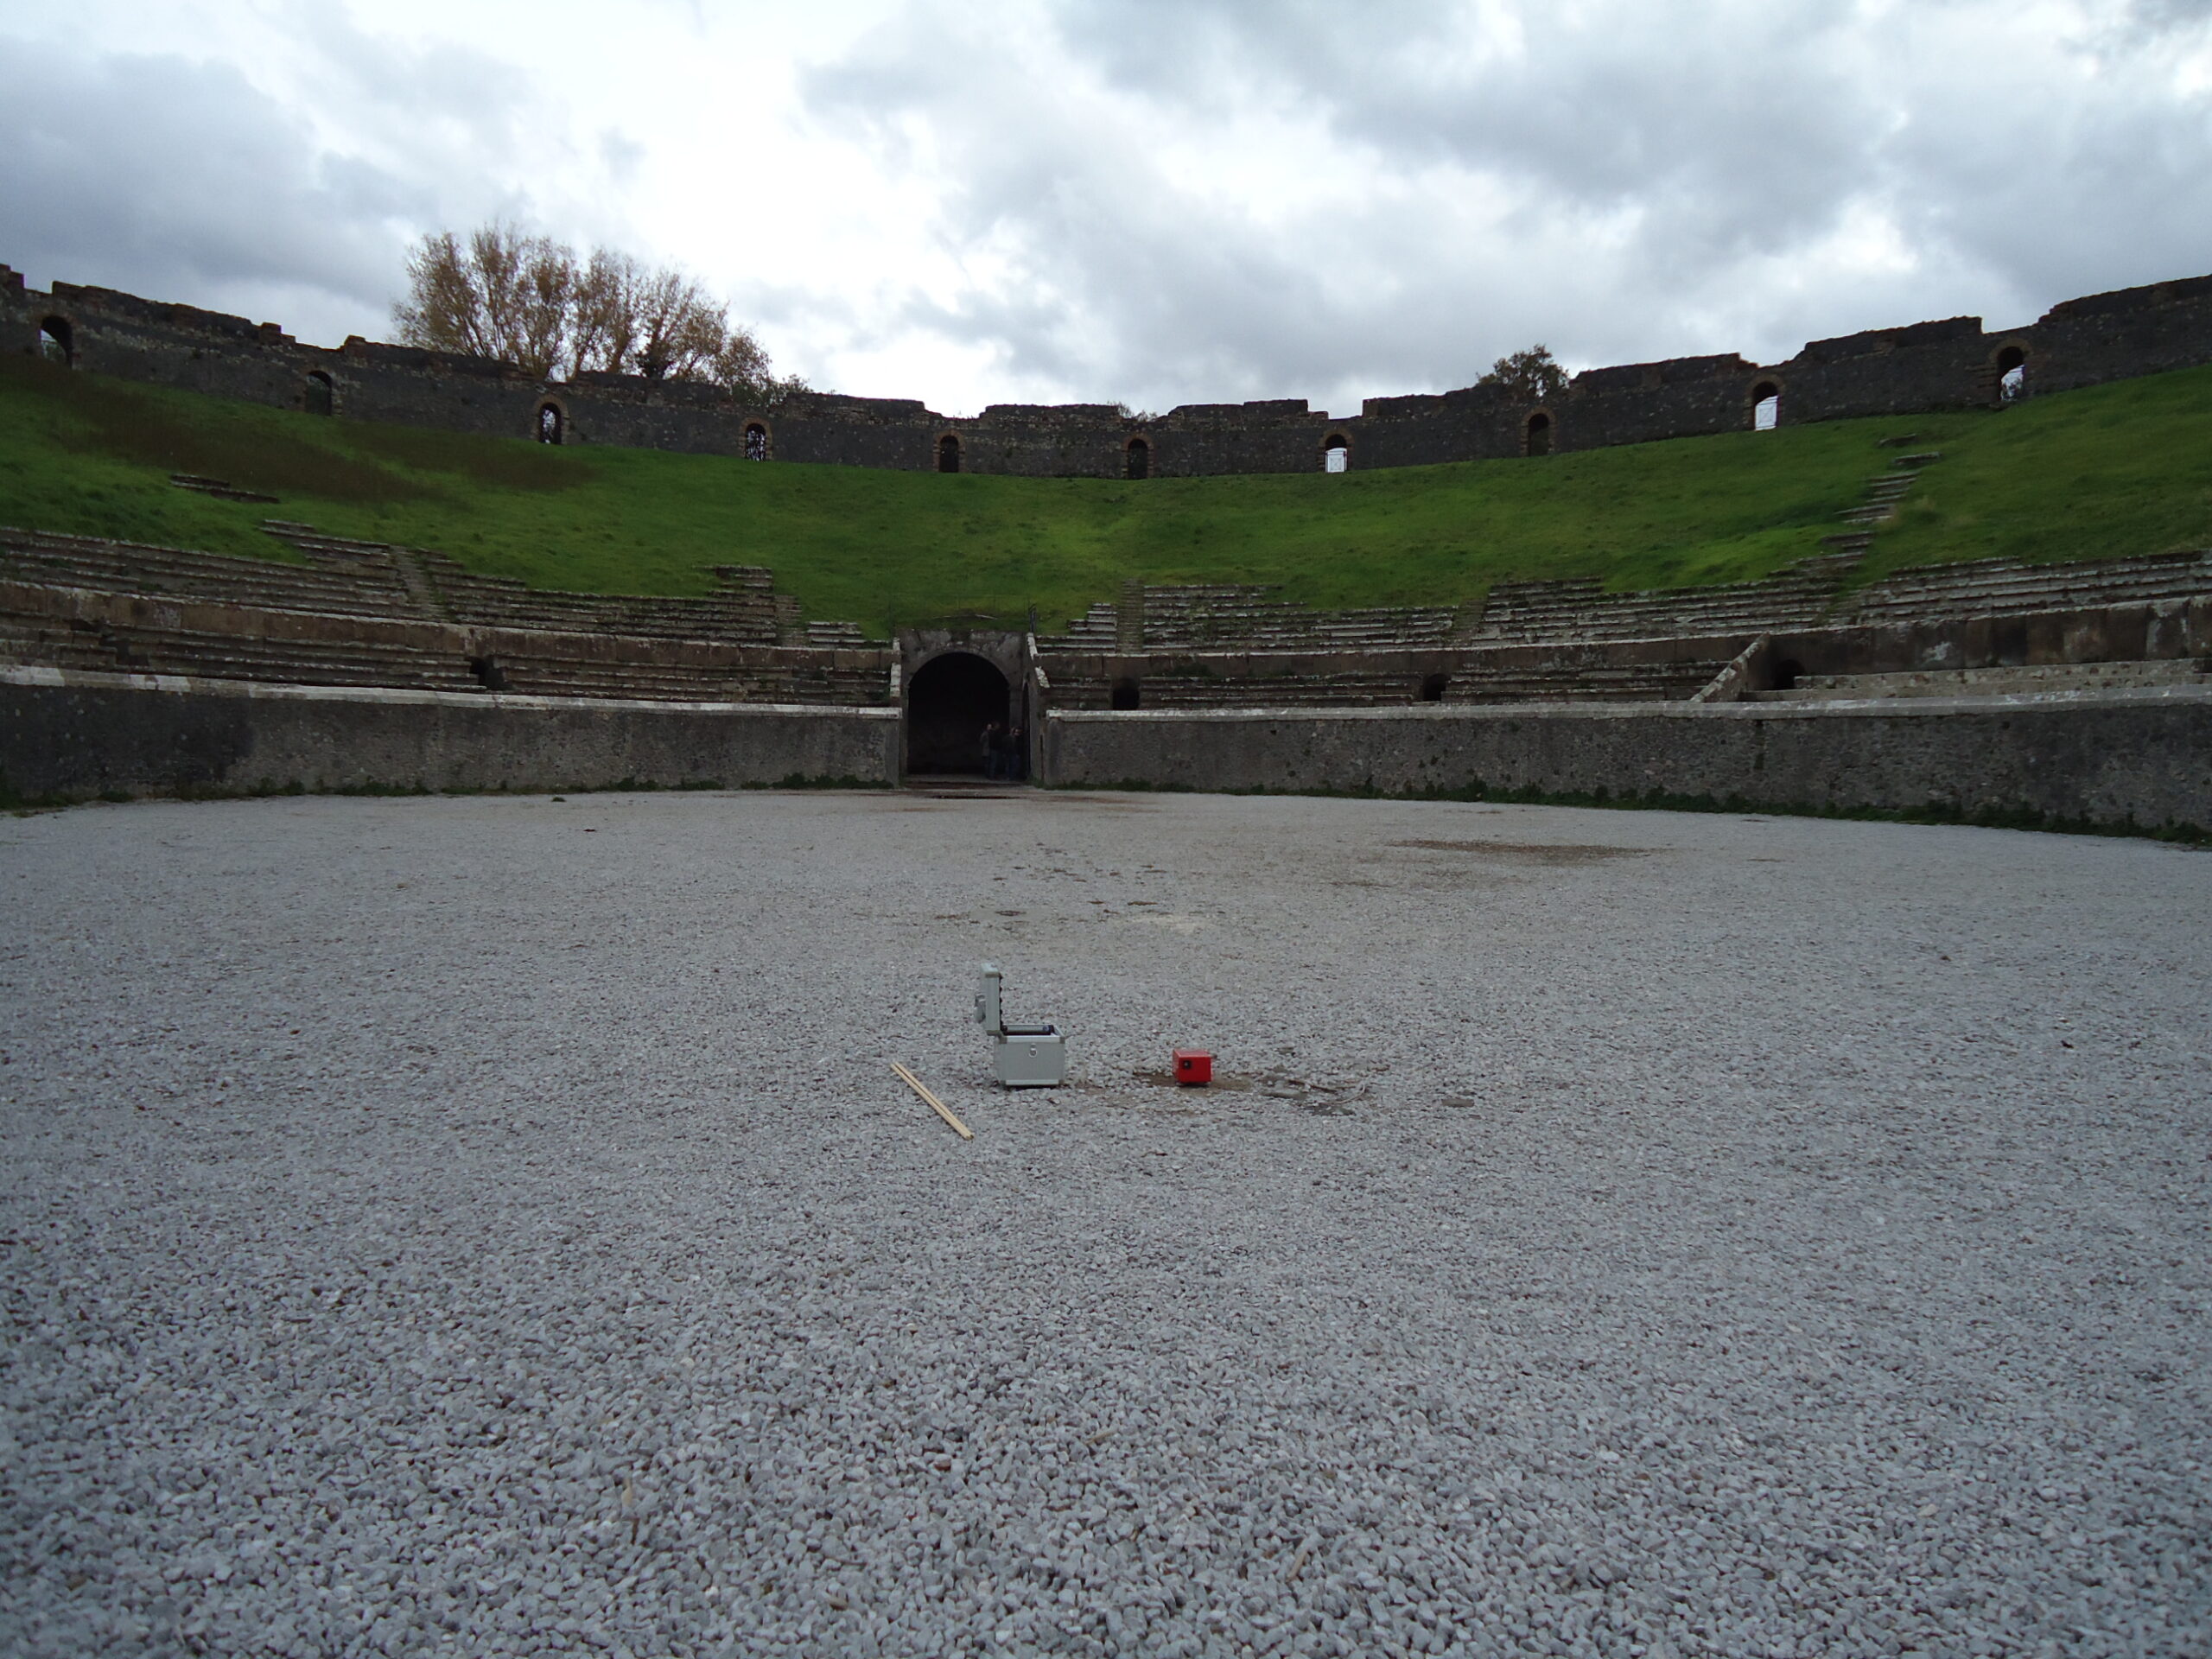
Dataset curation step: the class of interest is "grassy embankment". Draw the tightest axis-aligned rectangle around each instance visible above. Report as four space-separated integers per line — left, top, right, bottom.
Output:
1 352 2207 638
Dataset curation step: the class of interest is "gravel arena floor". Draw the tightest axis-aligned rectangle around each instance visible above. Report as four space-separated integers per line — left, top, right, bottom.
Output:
3 787 2209 1659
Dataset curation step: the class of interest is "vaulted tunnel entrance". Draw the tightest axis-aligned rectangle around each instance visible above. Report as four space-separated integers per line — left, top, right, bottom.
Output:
906 652 1013 776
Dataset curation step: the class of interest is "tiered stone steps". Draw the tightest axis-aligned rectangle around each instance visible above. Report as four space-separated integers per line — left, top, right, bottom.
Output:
1471 554 1863 645
1443 658 1732 703
1052 671 1426 710
1840 550 2212 626
0 525 887 704
486 652 887 704
2 527 423 620
252 531 795 646
0 617 123 673
1752 659 2210 702
99 625 480 692
1042 585 1459 654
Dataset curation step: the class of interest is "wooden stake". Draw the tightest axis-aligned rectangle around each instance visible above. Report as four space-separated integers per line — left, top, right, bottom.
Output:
890 1061 974 1140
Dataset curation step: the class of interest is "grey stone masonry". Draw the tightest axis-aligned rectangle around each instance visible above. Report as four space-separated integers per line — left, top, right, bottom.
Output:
10 260 2212 476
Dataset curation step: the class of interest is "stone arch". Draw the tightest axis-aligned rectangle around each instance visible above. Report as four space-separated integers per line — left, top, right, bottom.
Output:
1323 434 1351 474
1523 410 1554 457
1992 341 2029 404
303 371 334 416
536 398 567 445
743 421 771 461
1125 435 1150 480
1419 672 1450 702
905 650 1011 774
937 433 963 474
1749 379 1782 431
1109 677 1141 711
38 316 73 367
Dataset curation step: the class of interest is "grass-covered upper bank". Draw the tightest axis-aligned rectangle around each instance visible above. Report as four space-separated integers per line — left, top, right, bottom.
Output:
2 351 2208 638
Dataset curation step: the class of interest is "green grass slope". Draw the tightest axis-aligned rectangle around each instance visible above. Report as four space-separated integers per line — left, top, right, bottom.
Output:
2 352 2208 637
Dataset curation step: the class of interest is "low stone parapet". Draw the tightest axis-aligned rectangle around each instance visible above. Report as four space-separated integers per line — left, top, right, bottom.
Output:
0 668 900 798
1042 688 2212 832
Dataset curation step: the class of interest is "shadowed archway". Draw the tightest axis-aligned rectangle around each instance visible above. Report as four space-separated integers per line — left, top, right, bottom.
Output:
906 652 1012 775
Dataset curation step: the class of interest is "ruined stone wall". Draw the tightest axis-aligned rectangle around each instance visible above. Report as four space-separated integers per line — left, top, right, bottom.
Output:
8 261 2211 477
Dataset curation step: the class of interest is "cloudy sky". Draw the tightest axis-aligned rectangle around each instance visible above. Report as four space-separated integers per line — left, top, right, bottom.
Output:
3 1 2210 416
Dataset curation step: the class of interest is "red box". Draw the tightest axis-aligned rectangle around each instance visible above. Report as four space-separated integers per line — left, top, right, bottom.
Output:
1173 1048 1213 1086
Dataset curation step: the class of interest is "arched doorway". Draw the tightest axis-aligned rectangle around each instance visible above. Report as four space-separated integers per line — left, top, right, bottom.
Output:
906 651 1012 775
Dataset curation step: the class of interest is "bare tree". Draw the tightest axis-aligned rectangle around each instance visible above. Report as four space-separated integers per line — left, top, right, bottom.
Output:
394 225 807 403
1478 344 1569 404
569 247 640 377
393 225 572 378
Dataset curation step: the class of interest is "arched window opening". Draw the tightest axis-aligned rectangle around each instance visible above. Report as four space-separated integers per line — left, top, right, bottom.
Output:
1125 436 1150 480
1770 658 1804 692
743 422 769 461
1524 411 1553 457
1996 346 2027 404
1751 383 1780 431
38 317 72 367
1109 677 1141 711
537 402 564 445
1323 435 1350 474
905 651 1012 775
1419 673 1450 702
938 434 962 474
304 372 334 416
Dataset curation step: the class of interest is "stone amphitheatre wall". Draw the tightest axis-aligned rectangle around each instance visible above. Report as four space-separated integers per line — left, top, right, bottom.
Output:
8 263 2212 478
1 669 900 798
1044 694 2212 832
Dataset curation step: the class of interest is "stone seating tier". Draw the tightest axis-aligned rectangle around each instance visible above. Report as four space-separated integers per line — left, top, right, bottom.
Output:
1472 555 1864 644
1835 550 2212 626
98 626 482 692
488 654 887 704
1 530 422 621
0 618 124 674
1751 659 2210 701
1049 658 1726 710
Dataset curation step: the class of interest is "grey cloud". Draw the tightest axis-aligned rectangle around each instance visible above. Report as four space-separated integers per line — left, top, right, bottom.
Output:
805 0 2212 413
0 46 425 341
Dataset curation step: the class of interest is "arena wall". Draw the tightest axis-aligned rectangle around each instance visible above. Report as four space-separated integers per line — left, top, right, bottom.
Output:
0 669 900 798
8 263 2211 479
1040 692 2212 831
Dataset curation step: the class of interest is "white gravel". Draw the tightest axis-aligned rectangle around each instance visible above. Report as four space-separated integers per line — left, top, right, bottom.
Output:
3 788 2209 1659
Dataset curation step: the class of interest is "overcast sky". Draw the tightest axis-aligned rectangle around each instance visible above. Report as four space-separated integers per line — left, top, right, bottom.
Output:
3 1 2210 416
